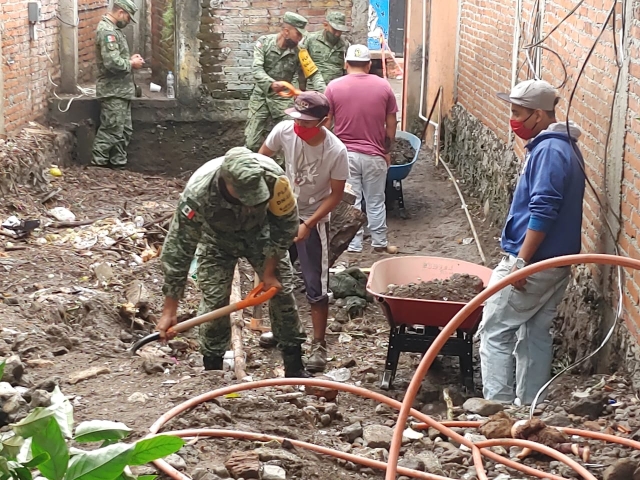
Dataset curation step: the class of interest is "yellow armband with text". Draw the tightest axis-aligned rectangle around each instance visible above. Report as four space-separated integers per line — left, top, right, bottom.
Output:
269 176 296 216
298 48 318 79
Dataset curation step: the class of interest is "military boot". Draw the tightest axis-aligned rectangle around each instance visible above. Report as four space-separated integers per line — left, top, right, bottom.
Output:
203 355 224 371
281 346 313 378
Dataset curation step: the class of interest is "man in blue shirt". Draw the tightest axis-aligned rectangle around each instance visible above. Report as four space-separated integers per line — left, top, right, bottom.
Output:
478 80 586 406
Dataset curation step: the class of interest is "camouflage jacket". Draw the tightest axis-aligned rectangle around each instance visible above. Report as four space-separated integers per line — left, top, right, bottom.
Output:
95 16 134 99
160 156 299 299
305 31 349 87
251 33 327 109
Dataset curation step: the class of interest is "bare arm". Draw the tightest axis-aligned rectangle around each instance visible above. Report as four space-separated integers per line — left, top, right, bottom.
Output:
305 179 346 229
258 143 277 157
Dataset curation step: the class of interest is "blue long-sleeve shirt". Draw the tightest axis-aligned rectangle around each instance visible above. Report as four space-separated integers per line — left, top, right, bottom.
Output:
501 122 586 263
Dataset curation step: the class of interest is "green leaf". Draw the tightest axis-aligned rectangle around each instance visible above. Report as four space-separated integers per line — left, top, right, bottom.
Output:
64 443 133 480
31 417 68 480
11 409 55 439
0 360 5 381
0 458 9 475
74 421 131 444
2 434 24 460
48 387 74 439
129 435 184 466
9 465 32 480
114 466 136 480
22 452 50 469
138 476 157 480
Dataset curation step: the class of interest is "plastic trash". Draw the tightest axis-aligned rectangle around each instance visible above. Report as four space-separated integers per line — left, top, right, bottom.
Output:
325 367 351 382
49 207 76 223
166 71 175 99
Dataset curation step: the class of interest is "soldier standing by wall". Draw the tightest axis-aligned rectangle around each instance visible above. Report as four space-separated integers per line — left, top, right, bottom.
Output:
304 12 350 89
245 12 326 153
92 0 144 169
156 147 311 378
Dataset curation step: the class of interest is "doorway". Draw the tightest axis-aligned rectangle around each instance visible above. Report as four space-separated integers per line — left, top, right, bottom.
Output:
388 0 406 57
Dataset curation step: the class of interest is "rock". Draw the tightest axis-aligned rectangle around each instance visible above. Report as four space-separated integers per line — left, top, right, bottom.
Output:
304 385 338 401
30 389 52 408
438 448 466 464
209 404 233 423
210 465 230 478
363 424 394 449
462 397 504 416
2 393 27 415
25 359 55 368
604 458 638 480
320 414 331 426
253 448 302 466
35 378 58 392
164 453 187 470
569 394 605 420
225 450 260 479
52 347 69 356
582 420 603 431
398 457 425 472
328 322 343 332
128 392 148 404
120 331 133 342
261 465 286 480
68 366 110 384
323 403 339 418
2 355 25 384
142 360 165 375
542 412 573 427
339 358 356 368
193 468 223 480
413 452 444 475
340 422 363 442
168 339 190 353
375 403 393 416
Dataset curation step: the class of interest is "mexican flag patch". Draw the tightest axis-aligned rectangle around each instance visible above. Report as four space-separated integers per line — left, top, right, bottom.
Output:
106 34 116 43
181 204 196 220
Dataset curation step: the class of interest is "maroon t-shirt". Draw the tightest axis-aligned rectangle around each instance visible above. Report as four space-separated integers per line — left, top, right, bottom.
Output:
325 73 399 158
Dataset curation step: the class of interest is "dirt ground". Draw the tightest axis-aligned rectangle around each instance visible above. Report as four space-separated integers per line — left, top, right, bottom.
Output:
385 274 485 303
3 144 637 480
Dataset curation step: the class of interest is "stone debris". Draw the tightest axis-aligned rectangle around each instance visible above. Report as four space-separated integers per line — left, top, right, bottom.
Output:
224 450 260 479
463 397 504 416
68 366 111 384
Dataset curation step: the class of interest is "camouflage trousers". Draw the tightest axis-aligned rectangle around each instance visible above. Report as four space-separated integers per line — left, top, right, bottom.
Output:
195 236 306 358
92 97 132 167
244 97 292 154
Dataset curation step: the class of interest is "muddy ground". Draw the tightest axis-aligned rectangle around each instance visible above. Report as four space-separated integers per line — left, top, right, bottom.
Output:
385 274 485 303
2 146 638 480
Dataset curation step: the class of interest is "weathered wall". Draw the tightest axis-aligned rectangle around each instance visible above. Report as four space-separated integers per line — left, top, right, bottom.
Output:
198 0 353 100
419 0 640 379
151 0 175 86
401 0 428 132
78 0 108 83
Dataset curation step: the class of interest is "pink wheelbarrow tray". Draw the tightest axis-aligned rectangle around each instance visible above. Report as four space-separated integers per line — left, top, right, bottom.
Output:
366 256 493 390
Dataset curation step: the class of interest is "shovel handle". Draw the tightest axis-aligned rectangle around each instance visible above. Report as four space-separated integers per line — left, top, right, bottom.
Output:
276 81 302 98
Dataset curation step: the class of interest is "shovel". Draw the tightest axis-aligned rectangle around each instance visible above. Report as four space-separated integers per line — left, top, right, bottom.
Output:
130 283 278 354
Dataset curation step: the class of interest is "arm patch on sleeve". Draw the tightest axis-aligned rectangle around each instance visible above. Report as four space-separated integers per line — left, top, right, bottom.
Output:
268 176 296 216
178 199 198 221
106 34 117 43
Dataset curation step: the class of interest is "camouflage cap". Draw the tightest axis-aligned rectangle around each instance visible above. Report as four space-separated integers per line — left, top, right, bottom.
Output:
283 12 308 35
219 147 270 207
114 0 138 23
326 11 349 32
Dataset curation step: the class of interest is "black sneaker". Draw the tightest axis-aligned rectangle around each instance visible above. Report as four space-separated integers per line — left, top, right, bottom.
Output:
203 355 223 371
281 345 313 378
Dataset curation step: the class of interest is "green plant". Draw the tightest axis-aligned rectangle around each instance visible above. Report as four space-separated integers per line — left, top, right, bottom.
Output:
0 382 183 480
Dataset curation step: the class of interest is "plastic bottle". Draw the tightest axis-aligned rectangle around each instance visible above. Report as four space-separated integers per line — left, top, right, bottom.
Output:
166 71 175 99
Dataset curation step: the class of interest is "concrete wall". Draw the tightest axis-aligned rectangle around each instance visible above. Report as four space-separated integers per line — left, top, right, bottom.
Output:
409 0 640 377
78 0 108 83
151 0 175 86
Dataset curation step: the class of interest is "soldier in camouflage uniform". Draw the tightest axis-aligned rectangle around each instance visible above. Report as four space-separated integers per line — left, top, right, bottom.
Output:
245 12 327 153
156 147 311 377
304 12 350 89
92 0 144 169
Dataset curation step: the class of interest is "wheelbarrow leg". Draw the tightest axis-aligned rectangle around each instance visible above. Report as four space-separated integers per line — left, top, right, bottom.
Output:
396 180 408 219
458 330 475 393
381 326 401 390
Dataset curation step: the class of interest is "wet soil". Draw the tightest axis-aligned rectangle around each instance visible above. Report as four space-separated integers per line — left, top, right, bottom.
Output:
390 137 415 165
385 273 485 302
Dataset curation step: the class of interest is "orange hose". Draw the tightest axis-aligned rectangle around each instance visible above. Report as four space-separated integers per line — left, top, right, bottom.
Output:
147 378 573 480
386 253 640 480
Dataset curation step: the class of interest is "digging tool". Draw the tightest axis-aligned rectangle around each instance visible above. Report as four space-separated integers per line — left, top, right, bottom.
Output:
249 272 270 332
130 283 278 354
275 81 302 98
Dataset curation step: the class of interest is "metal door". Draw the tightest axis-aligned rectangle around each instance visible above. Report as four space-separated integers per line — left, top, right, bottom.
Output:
388 0 406 57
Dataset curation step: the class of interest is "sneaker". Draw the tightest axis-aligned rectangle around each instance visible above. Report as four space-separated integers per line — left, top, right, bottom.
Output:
306 340 327 373
373 245 399 254
259 331 277 348
346 248 362 253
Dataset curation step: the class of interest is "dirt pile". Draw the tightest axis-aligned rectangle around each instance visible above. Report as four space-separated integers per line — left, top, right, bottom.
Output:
390 138 415 165
385 273 484 302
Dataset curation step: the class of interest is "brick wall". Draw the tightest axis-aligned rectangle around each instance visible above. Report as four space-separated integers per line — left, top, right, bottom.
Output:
1 0 106 134
151 0 175 86
1 0 61 133
78 0 108 83
438 0 640 367
199 0 353 99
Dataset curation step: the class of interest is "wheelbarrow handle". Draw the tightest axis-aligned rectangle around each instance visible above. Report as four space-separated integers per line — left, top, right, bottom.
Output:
275 81 302 98
129 283 278 354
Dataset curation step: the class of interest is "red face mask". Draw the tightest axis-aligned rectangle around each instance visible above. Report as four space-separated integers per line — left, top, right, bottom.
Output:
509 112 538 140
294 123 322 142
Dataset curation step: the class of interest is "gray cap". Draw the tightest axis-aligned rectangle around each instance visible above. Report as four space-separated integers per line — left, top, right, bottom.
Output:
497 79 558 111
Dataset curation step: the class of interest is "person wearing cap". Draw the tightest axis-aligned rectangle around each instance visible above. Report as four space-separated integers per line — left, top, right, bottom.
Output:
156 147 311 378
257 91 349 372
477 79 586 406
324 44 399 254
245 12 327 153
92 0 144 169
303 11 350 89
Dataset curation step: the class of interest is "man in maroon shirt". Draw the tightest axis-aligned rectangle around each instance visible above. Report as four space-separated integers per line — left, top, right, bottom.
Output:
324 45 398 253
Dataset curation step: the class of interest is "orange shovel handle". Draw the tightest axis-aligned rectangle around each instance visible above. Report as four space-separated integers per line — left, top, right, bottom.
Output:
276 81 302 98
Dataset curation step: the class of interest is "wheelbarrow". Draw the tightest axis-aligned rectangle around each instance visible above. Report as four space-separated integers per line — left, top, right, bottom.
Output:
366 256 493 391
129 283 277 354
386 131 421 218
